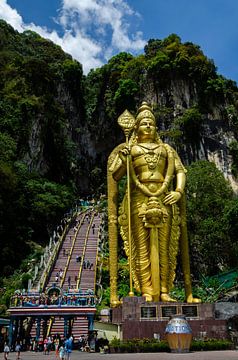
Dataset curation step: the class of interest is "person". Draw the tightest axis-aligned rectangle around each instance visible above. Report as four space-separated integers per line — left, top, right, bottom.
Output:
78 336 83 351
46 336 52 354
64 335 73 360
59 345 65 360
59 269 64 280
108 102 200 305
54 337 60 358
55 272 59 283
15 343 21 359
92 223 95 234
43 337 48 354
4 342 10 359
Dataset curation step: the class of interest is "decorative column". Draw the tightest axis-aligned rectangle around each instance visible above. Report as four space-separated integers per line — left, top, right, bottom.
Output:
68 318 73 336
64 317 69 338
19 318 24 342
42 317 48 339
11 318 19 348
87 314 94 331
8 317 14 349
36 317 41 341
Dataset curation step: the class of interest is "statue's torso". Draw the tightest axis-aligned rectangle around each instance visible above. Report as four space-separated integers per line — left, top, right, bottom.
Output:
131 143 167 184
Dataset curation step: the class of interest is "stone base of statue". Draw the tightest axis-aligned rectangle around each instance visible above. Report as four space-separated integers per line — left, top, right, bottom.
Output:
111 296 230 341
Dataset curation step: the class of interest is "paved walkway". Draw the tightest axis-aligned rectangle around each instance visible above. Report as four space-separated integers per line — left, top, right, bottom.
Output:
3 351 238 360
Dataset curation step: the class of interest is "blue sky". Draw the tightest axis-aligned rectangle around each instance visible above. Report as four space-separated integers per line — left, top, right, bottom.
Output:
0 0 237 83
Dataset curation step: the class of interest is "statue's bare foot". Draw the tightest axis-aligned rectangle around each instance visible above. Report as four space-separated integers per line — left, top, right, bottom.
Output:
160 293 177 302
143 293 153 302
186 294 201 303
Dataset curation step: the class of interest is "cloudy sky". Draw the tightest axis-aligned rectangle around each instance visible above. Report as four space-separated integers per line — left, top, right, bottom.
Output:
0 0 237 83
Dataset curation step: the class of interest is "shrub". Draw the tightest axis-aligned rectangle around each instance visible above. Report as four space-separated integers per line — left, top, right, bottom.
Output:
109 338 170 353
191 339 232 351
109 338 232 353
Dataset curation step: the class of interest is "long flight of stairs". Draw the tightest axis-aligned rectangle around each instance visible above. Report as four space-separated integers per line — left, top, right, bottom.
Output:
30 209 101 341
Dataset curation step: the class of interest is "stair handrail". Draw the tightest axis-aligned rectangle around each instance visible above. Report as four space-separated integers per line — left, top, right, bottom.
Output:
93 214 102 293
46 316 54 338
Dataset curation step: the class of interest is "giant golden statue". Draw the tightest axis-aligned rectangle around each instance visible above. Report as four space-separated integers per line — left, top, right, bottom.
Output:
107 102 199 306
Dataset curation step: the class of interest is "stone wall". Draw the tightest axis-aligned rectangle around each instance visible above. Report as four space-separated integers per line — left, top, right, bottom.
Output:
122 319 228 340
111 297 233 340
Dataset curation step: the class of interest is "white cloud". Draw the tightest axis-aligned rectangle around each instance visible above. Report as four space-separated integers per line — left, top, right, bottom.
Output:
0 0 24 32
59 0 146 53
0 0 146 74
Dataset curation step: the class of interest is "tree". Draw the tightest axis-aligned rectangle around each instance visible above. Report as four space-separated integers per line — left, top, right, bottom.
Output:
186 161 234 276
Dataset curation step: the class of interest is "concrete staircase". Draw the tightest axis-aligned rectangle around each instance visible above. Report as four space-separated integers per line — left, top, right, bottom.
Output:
40 210 101 341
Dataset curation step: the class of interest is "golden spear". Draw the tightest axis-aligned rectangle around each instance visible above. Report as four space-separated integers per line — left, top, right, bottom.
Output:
118 109 136 297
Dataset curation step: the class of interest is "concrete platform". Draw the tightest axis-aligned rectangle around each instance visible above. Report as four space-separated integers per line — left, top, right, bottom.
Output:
4 350 238 359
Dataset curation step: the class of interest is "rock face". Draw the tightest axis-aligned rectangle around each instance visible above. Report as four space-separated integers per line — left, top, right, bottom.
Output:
215 302 238 319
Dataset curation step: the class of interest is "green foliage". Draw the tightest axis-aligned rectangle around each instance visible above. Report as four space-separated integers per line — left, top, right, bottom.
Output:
108 52 134 72
186 161 234 275
205 77 227 97
109 337 232 353
191 339 232 351
172 276 229 303
174 107 203 144
110 338 170 353
0 22 79 277
229 140 238 176
118 266 130 298
145 34 216 86
0 242 43 312
89 167 106 196
169 285 186 302
222 199 238 266
144 39 163 58
26 178 74 223
57 59 83 93
113 79 139 112
21 273 32 290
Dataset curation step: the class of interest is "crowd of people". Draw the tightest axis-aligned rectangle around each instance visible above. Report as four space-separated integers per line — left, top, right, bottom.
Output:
11 290 96 307
3 332 109 358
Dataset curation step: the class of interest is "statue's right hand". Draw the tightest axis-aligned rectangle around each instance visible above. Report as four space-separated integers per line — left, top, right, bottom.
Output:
119 146 130 162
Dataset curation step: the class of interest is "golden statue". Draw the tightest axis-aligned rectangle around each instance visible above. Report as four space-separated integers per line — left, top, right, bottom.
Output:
107 102 200 306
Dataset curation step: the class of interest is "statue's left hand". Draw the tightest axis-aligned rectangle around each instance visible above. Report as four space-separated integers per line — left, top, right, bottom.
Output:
163 191 181 205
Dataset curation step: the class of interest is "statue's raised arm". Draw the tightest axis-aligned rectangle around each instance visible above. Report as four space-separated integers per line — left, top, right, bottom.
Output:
107 102 200 306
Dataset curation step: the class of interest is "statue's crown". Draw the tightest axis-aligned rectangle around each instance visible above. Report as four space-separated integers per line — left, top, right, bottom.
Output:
136 101 155 125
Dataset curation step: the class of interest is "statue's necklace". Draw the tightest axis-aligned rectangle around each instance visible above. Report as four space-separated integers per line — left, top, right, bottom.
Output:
139 144 161 170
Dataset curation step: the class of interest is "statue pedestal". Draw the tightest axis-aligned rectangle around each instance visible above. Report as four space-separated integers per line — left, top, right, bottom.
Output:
111 297 228 340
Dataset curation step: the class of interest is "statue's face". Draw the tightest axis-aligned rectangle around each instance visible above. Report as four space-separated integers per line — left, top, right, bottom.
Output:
137 117 156 140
